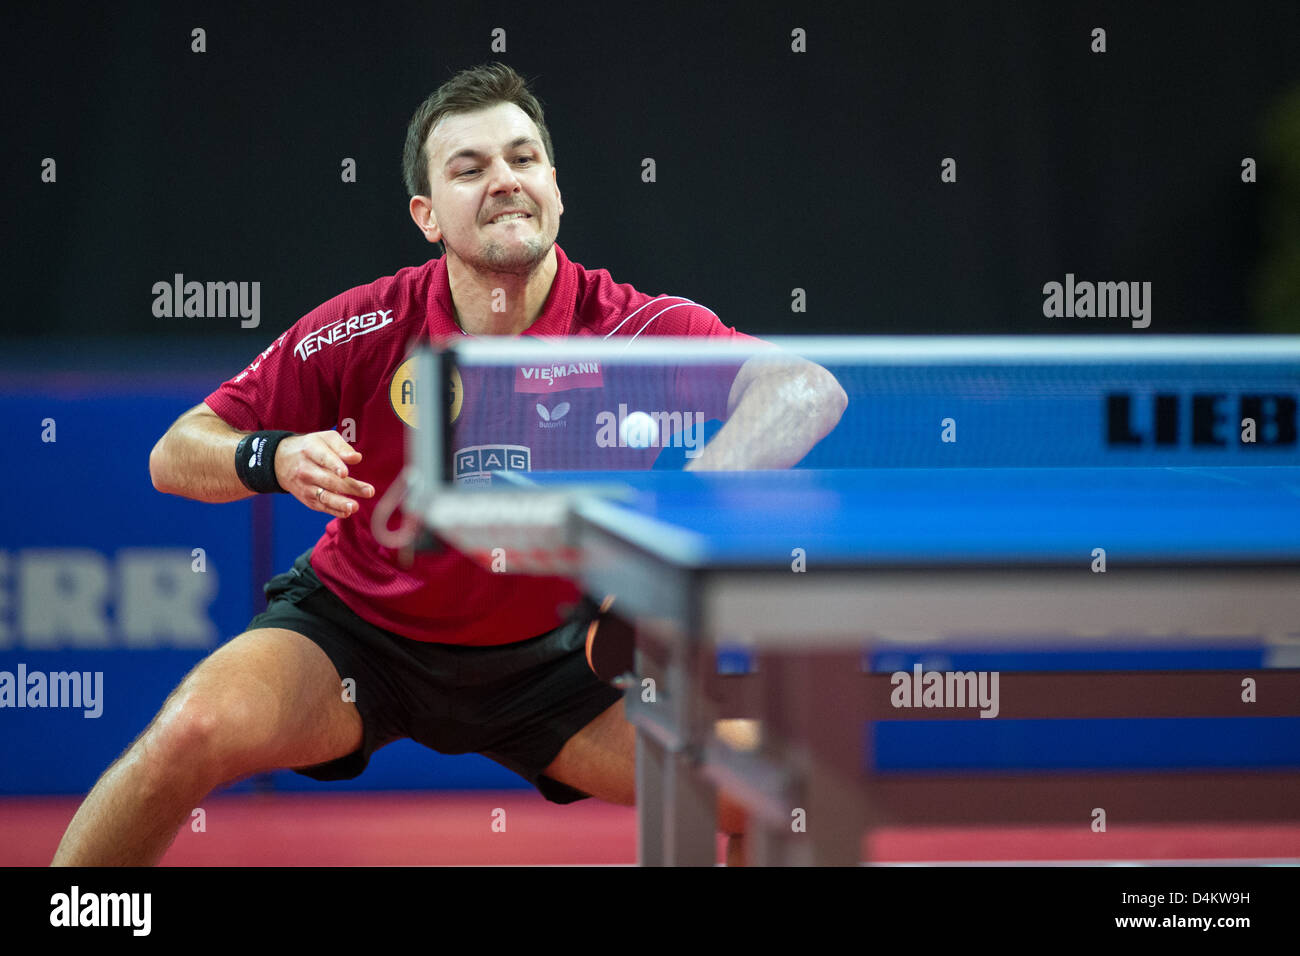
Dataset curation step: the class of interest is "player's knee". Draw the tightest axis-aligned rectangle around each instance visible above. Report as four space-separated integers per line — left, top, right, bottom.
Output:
142 682 261 790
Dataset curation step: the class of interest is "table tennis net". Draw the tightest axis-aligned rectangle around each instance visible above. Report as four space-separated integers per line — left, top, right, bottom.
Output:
408 336 1300 476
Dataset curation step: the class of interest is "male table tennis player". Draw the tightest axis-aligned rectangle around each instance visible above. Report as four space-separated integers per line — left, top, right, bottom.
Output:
52 63 846 866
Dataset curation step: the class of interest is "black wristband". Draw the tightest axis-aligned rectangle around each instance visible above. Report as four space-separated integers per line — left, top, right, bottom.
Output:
235 430 295 493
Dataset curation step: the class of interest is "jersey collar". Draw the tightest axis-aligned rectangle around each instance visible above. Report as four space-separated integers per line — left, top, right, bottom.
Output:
426 243 577 341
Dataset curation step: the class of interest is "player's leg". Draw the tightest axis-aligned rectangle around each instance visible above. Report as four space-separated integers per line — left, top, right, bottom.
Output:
51 627 361 866
541 698 750 865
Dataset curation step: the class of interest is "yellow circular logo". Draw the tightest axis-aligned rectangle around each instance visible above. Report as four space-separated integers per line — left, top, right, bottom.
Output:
390 356 461 428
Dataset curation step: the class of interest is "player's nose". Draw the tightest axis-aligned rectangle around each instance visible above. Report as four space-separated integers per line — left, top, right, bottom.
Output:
484 157 525 193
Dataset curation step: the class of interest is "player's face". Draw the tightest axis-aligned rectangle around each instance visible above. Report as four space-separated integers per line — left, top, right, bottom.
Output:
425 102 563 274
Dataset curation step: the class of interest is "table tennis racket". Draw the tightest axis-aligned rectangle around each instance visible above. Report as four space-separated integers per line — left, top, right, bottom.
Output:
584 594 635 684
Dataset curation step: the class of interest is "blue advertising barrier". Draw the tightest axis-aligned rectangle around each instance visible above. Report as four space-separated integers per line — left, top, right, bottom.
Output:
1 381 529 795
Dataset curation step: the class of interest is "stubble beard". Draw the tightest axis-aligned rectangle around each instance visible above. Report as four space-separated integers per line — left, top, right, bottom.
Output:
465 229 554 276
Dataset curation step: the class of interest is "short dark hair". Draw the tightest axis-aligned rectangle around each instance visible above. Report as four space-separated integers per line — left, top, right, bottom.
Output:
402 62 555 198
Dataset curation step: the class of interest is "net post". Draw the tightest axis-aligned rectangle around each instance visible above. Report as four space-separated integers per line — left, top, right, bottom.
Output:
407 344 458 552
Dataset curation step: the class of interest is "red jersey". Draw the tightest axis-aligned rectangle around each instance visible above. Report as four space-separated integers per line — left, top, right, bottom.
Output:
205 244 751 644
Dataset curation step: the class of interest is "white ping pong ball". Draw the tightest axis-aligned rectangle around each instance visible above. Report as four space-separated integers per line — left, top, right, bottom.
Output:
621 411 659 448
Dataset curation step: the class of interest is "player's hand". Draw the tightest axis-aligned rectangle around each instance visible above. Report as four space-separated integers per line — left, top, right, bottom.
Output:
274 432 375 518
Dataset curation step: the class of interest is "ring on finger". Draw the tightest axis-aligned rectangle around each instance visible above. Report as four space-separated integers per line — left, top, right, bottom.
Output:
315 487 325 502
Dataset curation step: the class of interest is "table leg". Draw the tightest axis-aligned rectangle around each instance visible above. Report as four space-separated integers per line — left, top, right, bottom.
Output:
636 727 665 866
666 631 717 866
631 627 718 865
753 652 865 865
663 744 717 866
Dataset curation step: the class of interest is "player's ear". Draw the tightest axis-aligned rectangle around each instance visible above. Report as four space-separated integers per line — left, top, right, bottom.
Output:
409 195 442 244
552 167 563 215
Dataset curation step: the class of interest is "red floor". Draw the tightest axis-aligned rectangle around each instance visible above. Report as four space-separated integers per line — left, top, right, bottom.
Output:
6 793 1299 866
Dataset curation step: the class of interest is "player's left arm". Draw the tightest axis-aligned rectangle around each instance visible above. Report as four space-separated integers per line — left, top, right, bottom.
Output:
686 354 847 470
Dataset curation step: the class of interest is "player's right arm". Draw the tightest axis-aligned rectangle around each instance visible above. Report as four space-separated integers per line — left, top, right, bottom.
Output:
148 403 374 518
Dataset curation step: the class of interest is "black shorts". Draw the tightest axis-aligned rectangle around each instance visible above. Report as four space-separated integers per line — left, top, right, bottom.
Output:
244 548 622 804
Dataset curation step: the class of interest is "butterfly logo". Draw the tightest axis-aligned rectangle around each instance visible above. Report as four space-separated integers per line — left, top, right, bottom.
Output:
537 402 570 421
537 402 571 427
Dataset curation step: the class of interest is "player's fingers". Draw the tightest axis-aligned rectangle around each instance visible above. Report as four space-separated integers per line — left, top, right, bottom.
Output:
302 435 355 478
309 484 358 517
311 460 374 498
284 459 353 514
314 474 376 500
281 437 368 514
293 455 374 506
320 430 363 463
341 476 376 497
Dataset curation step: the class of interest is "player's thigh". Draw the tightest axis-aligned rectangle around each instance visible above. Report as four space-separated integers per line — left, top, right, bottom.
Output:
146 627 362 779
542 697 636 806
542 700 751 833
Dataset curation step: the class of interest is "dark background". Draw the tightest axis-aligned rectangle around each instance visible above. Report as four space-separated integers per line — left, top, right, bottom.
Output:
5 0 1300 374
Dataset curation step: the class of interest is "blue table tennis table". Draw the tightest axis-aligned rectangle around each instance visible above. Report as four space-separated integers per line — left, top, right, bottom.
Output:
508 466 1300 865
406 339 1300 864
